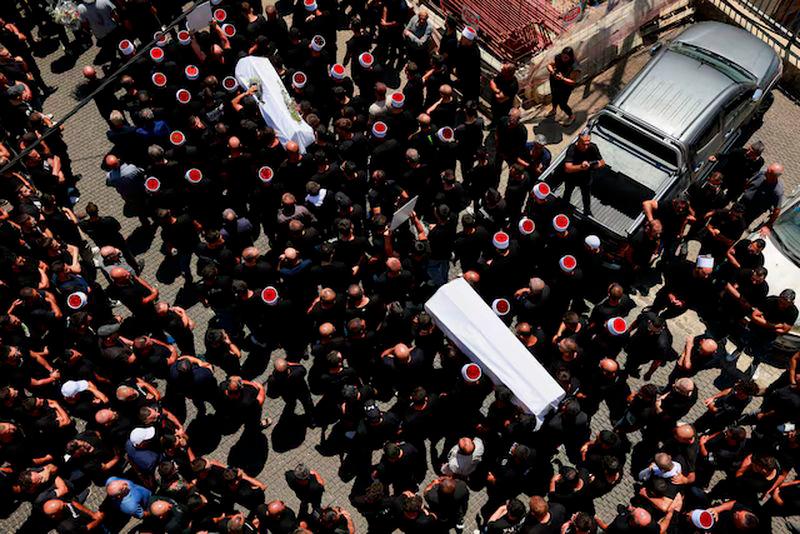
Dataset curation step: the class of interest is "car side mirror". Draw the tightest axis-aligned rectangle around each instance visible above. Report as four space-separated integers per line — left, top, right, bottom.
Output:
650 43 662 56
751 88 764 102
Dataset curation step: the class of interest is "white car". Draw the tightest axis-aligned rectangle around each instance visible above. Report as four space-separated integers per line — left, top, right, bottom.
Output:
756 192 800 354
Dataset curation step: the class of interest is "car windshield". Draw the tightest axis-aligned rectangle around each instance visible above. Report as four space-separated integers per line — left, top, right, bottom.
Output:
773 202 800 264
670 42 755 84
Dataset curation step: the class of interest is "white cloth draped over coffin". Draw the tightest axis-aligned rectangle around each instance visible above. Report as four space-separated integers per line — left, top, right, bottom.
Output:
425 277 566 428
234 56 315 152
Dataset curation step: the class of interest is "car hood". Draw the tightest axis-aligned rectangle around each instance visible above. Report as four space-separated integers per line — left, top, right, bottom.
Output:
673 21 779 85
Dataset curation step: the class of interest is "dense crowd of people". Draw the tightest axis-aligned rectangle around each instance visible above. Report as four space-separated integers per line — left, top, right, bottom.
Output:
0 0 798 533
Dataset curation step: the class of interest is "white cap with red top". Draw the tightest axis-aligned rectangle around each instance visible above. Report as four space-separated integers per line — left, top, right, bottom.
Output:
559 255 577 273
461 362 482 382
492 298 511 316
606 317 628 336
152 72 167 87
261 286 279 305
518 217 535 235
462 26 478 41
176 89 192 104
358 52 374 68
330 64 346 80
292 71 307 89
552 213 570 232
145 177 161 193
67 292 88 310
371 121 388 138
533 182 551 200
258 166 274 183
492 231 510 250
170 131 186 146
150 46 165 63
119 39 135 56
185 168 203 183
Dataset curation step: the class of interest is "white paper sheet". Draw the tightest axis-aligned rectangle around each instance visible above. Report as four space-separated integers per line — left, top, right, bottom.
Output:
390 195 419 231
186 2 213 32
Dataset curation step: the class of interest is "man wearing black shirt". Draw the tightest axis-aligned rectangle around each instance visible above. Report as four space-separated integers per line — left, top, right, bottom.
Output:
520 496 567 534
424 476 469 531
600 506 660 533
80 202 140 273
266 358 314 421
42 498 104 533
712 141 765 201
563 132 604 216
285 463 325 514
255 500 300 534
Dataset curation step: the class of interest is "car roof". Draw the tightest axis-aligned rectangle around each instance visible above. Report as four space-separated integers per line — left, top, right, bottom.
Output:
672 21 778 84
612 48 741 140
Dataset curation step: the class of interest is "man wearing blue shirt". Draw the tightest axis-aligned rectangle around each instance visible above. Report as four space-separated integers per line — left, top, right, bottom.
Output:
105 477 152 519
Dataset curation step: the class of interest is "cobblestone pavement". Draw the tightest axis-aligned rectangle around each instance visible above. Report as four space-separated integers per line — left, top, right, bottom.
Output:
3 18 800 533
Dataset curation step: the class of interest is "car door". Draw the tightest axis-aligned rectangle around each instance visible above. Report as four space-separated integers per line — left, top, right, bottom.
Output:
720 87 757 151
691 117 722 180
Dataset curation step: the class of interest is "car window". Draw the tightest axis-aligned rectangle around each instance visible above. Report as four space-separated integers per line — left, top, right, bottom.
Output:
722 89 753 129
694 118 720 160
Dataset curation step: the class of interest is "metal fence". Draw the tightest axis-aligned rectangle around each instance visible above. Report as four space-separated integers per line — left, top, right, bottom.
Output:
735 0 800 36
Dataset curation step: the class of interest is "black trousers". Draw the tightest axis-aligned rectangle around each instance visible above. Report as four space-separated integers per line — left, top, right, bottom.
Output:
563 175 592 213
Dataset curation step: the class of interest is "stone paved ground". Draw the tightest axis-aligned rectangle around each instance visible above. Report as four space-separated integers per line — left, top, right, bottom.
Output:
3 13 800 533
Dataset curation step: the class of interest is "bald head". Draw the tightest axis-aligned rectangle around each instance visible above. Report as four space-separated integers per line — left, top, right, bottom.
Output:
631 507 652 527
107 479 129 498
394 343 410 362
674 377 695 396
319 322 335 337
386 257 402 272
228 136 240 149
463 270 480 285
675 423 696 442
267 500 286 516
766 162 784 180
286 141 299 154
599 358 619 373
458 437 475 455
320 288 336 303
699 339 718 356
284 247 298 261
530 277 545 292
99 245 119 258
274 358 288 373
82 66 97 79
104 154 120 169
43 499 65 516
150 499 172 517
109 267 130 281
95 408 116 425
116 385 136 401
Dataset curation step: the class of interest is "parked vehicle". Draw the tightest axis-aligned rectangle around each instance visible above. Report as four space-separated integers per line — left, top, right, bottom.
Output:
756 192 800 353
540 21 782 243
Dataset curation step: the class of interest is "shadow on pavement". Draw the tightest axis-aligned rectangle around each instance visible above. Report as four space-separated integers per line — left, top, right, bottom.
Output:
50 53 78 74
228 427 269 476
271 409 309 453
127 224 158 256
187 413 223 456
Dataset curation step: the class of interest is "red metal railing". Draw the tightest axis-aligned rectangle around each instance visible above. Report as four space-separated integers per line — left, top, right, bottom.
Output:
439 0 568 62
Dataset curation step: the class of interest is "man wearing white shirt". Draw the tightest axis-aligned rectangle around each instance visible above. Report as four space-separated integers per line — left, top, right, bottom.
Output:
442 437 484 478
